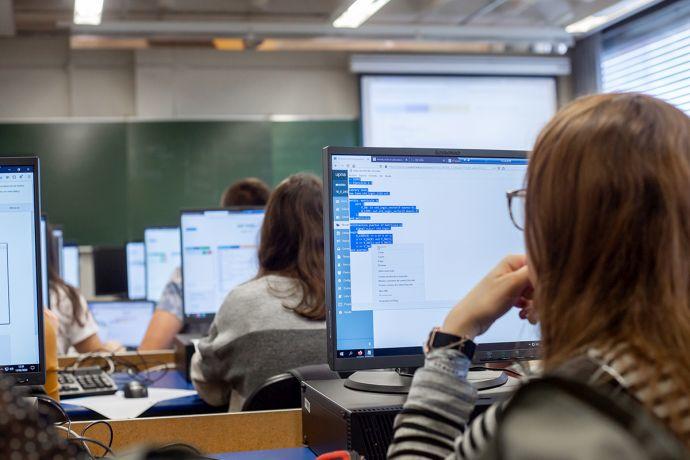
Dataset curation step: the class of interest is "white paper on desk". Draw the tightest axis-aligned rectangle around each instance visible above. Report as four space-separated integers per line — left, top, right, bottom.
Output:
65 388 197 419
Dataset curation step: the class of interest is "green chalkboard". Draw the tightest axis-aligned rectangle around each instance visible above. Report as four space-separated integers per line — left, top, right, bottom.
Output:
0 119 359 245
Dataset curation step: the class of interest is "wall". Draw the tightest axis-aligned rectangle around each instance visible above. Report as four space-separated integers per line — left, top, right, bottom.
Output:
0 37 358 120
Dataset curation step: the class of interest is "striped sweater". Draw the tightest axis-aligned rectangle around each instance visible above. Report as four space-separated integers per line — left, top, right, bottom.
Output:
387 344 689 459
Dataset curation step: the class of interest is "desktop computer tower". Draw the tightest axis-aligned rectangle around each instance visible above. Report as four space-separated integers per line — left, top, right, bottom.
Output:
301 379 405 460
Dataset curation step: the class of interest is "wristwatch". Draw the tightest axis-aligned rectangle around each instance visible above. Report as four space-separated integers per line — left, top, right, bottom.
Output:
425 327 476 360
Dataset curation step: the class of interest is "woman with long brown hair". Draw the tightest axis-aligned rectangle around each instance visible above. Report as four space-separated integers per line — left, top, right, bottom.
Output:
191 173 326 410
388 93 690 458
45 224 119 354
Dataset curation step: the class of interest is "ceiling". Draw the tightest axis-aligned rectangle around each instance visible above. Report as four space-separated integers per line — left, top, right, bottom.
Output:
4 0 652 52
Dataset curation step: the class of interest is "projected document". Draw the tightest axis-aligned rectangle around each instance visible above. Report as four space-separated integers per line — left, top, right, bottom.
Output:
332 154 539 352
361 75 557 150
181 209 264 318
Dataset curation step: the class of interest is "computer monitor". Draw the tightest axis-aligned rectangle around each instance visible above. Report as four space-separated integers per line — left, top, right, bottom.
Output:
39 215 49 308
51 226 64 278
62 244 80 288
324 147 539 374
126 241 146 300
0 157 45 386
181 208 264 322
88 300 154 349
92 246 127 296
144 227 181 303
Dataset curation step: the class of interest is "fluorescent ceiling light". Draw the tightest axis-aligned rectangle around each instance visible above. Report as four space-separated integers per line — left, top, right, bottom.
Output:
74 0 104 25
566 0 657 34
333 0 391 28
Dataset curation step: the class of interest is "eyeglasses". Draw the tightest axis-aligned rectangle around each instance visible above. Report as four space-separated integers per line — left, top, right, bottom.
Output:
506 188 526 231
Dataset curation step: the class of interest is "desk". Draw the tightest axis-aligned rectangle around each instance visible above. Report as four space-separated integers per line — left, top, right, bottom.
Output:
69 409 303 455
59 350 175 371
214 447 315 460
63 370 225 421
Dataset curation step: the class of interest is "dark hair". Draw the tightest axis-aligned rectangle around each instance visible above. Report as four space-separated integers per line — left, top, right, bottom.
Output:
526 93 690 441
257 173 325 320
46 224 84 326
220 177 271 207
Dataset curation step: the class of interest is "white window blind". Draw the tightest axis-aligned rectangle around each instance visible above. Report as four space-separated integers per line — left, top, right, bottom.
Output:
601 0 690 115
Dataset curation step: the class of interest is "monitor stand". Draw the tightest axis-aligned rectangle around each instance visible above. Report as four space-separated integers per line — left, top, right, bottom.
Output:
344 368 508 394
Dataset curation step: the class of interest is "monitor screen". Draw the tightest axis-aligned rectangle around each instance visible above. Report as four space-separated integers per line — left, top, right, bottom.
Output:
181 208 264 320
0 159 44 385
51 227 64 278
360 75 556 151
325 147 539 371
62 244 80 288
126 242 146 300
144 227 181 303
88 301 154 349
93 247 127 296
40 216 48 308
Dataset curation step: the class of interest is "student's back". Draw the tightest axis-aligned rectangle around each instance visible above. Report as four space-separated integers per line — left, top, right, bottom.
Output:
191 173 327 410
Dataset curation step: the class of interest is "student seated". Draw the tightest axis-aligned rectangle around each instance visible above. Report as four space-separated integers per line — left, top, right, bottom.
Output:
191 173 326 410
388 93 690 458
139 177 271 351
46 226 118 354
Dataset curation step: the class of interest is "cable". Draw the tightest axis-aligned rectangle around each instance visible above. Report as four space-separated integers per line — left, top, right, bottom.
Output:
81 420 114 449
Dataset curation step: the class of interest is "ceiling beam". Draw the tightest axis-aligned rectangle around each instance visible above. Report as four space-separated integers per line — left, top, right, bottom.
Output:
65 20 573 45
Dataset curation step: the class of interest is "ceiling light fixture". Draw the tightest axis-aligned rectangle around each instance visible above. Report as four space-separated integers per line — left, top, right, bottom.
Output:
333 0 391 29
566 0 658 34
74 0 104 25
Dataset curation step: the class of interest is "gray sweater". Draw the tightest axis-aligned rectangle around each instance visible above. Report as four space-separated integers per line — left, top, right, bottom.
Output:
190 274 326 410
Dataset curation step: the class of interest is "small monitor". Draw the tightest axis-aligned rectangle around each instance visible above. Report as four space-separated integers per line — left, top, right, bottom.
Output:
93 246 127 296
144 227 181 303
88 300 154 349
324 147 539 372
40 216 49 309
51 226 64 278
62 244 80 288
0 157 45 385
181 208 264 321
126 241 146 300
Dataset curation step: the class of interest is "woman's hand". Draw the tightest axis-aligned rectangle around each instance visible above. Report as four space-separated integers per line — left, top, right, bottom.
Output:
441 254 534 339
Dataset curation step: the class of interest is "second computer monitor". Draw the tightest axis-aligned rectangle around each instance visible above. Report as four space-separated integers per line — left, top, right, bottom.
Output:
62 244 80 288
126 241 146 300
181 208 264 321
324 146 540 371
88 300 154 350
144 227 181 303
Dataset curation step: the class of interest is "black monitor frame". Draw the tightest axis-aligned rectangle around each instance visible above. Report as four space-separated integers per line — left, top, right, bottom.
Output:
323 146 537 372
143 226 180 303
0 157 45 386
180 206 265 325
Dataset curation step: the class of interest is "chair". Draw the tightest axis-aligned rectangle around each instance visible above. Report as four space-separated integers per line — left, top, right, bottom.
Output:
242 364 341 412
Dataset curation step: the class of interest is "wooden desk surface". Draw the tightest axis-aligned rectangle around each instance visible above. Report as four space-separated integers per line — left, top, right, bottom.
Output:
58 350 175 371
69 409 303 455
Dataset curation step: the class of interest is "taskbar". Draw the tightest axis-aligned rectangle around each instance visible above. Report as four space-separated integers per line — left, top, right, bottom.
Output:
0 363 40 373
336 346 422 359
337 341 541 362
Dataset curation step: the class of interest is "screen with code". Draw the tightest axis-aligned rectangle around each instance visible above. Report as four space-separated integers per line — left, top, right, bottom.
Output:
331 153 539 360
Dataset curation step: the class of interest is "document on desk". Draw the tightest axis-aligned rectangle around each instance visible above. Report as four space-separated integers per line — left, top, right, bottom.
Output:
65 388 197 419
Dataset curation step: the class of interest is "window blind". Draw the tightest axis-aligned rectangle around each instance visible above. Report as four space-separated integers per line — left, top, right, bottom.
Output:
601 0 690 115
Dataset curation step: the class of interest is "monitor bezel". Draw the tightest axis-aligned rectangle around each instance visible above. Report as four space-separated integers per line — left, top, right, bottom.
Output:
125 240 146 300
40 214 50 309
87 300 155 348
143 226 180 303
0 157 45 386
323 146 535 372
179 206 265 324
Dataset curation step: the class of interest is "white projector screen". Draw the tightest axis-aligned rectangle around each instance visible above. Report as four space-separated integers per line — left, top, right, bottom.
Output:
361 75 557 150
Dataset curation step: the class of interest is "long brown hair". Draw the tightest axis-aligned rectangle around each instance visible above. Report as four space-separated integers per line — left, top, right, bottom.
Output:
46 224 84 326
257 173 325 320
526 93 690 421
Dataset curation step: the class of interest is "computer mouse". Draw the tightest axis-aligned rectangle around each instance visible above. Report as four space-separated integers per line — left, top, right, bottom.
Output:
123 380 148 399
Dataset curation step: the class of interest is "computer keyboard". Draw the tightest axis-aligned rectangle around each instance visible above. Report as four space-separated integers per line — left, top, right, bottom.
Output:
58 366 118 399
